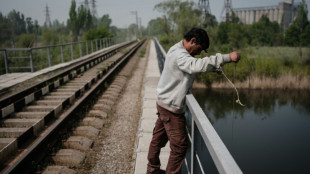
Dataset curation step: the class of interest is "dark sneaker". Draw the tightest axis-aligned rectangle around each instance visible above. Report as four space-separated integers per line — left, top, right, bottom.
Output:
158 169 166 174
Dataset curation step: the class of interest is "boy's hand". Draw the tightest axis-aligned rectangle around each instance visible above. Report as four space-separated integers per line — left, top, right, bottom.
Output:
229 52 241 62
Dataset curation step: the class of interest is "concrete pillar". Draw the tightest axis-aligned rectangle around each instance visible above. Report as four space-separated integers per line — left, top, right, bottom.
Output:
256 10 260 22
247 10 253 24
270 9 274 22
253 10 257 22
274 8 279 23
242 10 246 24
250 10 255 24
237 11 242 20
268 9 273 21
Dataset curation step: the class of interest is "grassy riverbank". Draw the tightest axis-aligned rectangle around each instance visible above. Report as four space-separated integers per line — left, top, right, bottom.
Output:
195 46 310 89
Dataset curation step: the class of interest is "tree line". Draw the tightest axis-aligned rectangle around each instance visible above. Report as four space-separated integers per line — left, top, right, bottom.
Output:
146 0 310 52
144 0 310 88
0 0 119 48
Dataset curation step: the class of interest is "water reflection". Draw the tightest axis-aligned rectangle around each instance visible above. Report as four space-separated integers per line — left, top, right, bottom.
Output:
192 88 310 122
191 88 310 174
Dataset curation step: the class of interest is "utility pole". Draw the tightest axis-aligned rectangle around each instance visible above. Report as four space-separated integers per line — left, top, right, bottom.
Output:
130 11 139 39
44 4 52 28
221 0 233 22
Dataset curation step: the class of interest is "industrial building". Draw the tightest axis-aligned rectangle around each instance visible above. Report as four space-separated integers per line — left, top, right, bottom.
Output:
232 0 300 28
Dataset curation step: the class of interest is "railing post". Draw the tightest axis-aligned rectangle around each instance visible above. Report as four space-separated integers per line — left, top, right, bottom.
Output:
86 41 88 55
29 49 34 72
79 42 82 57
91 41 94 53
60 45 64 63
47 47 51 67
96 40 98 51
100 39 102 49
3 50 8 74
191 117 195 174
71 44 74 60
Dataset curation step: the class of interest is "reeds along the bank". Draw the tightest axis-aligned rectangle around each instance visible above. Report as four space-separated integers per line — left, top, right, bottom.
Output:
204 73 310 89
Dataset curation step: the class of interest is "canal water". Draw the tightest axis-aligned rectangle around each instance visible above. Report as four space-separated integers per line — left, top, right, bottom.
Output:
191 88 310 174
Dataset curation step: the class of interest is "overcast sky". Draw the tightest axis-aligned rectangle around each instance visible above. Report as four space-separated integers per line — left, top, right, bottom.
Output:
0 0 309 28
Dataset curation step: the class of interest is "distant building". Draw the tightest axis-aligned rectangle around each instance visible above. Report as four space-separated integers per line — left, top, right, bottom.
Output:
232 0 300 28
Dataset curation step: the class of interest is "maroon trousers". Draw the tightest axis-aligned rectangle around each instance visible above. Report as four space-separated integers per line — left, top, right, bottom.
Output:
147 104 188 174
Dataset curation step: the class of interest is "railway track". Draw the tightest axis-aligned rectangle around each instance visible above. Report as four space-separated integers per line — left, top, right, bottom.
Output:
0 40 145 173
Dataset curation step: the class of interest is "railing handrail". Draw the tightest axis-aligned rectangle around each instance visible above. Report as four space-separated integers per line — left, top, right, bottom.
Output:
186 94 243 174
0 37 115 74
0 37 112 50
153 37 242 174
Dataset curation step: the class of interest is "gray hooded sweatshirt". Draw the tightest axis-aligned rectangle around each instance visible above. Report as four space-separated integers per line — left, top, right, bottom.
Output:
156 40 231 114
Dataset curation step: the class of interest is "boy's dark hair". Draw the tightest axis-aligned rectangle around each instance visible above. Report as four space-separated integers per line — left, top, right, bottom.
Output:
184 28 209 50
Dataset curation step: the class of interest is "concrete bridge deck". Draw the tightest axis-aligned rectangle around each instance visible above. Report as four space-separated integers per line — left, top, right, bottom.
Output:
134 40 170 173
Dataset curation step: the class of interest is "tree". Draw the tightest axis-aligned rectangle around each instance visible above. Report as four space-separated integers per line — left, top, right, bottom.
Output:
0 12 12 46
18 34 35 47
300 24 310 46
202 13 218 28
42 29 60 45
85 9 93 30
216 22 229 45
154 0 202 36
249 15 280 46
7 10 27 46
26 17 34 34
294 0 309 33
147 18 165 36
83 27 112 40
67 0 92 41
97 14 112 29
285 0 309 46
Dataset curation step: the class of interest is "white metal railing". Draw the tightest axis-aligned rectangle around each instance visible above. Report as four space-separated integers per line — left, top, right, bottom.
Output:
153 38 242 174
0 37 114 74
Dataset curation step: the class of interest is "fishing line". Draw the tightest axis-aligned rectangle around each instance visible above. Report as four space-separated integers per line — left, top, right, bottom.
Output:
218 66 245 107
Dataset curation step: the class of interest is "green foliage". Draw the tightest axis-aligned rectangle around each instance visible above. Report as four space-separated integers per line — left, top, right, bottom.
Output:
196 47 310 86
17 34 35 47
7 10 26 36
154 0 202 36
83 27 112 40
249 15 280 46
285 0 309 46
202 13 218 28
147 18 166 36
42 29 60 45
300 25 310 46
97 14 112 29
67 0 93 41
0 12 12 46
285 23 300 46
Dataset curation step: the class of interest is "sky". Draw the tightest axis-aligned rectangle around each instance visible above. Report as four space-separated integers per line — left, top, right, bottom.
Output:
0 0 310 28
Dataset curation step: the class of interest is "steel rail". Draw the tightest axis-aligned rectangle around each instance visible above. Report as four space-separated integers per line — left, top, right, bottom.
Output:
0 41 135 111
1 40 145 174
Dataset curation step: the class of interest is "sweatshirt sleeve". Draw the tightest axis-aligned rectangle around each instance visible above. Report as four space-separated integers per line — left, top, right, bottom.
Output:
176 53 231 74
